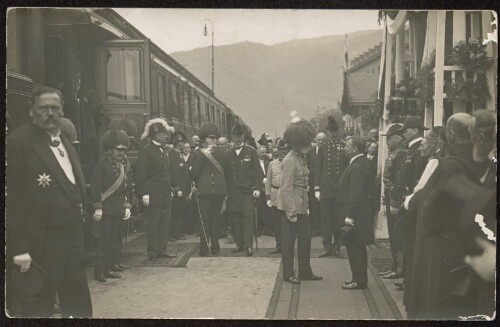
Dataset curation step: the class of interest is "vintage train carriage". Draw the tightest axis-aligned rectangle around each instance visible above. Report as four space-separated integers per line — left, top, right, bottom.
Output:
6 8 243 179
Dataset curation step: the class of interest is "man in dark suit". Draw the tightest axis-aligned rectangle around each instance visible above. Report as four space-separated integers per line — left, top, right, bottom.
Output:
307 132 325 237
256 144 272 236
169 131 192 241
6 87 92 317
338 136 375 290
315 117 349 258
135 118 178 261
190 123 228 256
226 123 263 256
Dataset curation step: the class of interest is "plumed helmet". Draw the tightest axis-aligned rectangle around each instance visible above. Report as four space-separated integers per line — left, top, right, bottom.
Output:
326 116 339 133
141 118 175 140
171 131 188 146
231 122 248 138
283 119 316 147
200 122 220 140
60 117 78 143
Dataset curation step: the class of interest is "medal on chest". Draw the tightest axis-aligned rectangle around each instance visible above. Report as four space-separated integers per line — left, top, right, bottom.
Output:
37 173 52 188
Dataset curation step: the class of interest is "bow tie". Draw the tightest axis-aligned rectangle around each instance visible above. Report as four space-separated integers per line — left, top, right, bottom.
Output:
49 137 65 157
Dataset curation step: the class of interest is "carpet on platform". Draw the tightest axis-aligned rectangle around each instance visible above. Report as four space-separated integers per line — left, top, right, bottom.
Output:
122 235 199 267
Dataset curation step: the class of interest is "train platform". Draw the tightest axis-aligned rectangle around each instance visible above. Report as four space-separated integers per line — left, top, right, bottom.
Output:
87 232 406 319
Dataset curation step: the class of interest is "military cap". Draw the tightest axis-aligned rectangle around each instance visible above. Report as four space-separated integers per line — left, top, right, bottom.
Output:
401 116 429 130
381 123 404 136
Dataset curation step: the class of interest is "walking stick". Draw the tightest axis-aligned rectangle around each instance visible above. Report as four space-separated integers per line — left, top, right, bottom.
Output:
253 199 259 252
194 193 211 249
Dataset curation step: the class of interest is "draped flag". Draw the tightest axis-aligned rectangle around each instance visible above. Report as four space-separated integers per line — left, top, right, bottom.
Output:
344 33 349 69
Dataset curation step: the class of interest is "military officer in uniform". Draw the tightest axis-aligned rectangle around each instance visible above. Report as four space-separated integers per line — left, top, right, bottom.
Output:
135 118 178 261
6 87 92 317
189 123 228 256
314 116 349 258
307 132 325 236
226 123 263 256
379 123 405 279
280 118 323 284
169 131 192 241
390 116 427 292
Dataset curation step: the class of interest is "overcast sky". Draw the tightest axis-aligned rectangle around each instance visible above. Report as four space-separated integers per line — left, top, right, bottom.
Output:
114 9 382 53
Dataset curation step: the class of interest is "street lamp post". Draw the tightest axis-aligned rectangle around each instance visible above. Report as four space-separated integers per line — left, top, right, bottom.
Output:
204 19 214 93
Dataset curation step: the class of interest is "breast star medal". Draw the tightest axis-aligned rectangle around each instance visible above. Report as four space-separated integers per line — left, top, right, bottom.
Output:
37 173 52 188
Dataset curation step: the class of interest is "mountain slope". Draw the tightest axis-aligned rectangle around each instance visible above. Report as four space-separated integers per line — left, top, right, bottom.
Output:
171 29 383 137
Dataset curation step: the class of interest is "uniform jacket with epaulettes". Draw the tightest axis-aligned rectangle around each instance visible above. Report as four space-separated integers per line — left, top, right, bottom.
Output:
135 143 179 206
189 146 228 196
314 138 349 199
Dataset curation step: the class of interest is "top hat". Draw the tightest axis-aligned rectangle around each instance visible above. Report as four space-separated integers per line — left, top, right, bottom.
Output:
401 116 429 130
381 123 404 136
10 260 50 302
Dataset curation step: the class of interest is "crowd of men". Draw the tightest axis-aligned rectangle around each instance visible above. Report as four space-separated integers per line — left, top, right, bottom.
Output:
6 86 496 320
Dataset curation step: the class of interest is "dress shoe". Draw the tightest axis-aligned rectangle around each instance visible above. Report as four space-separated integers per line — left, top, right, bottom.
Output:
158 253 177 258
394 282 405 291
176 235 186 240
231 247 244 253
117 263 132 269
344 280 354 285
318 251 332 258
378 270 392 276
103 272 121 279
333 249 343 258
283 276 300 284
394 281 404 287
110 265 124 272
342 281 366 290
245 248 253 256
300 273 323 281
94 274 107 283
269 248 281 254
168 238 177 242
382 272 401 279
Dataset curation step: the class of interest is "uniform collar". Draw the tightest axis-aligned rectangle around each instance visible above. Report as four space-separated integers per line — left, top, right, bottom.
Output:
408 136 423 148
349 153 364 165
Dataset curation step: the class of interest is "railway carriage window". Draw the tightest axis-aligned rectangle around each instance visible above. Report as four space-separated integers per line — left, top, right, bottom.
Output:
196 96 201 126
158 74 166 115
106 49 142 102
169 82 178 118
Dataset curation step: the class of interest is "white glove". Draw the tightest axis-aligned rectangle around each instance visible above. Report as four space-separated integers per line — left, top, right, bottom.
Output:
345 217 355 226
287 215 298 223
124 208 131 220
253 190 261 199
263 177 267 184
142 195 150 206
404 194 413 210
315 191 321 201
266 200 272 208
177 190 183 198
13 253 32 273
93 209 103 222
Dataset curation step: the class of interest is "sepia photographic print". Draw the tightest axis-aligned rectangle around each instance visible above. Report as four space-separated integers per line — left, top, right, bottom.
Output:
4 5 497 321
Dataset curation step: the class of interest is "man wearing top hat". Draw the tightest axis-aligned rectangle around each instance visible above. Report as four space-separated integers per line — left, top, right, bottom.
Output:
6 87 92 317
189 122 228 256
227 123 263 256
314 116 349 258
169 131 192 241
135 118 178 261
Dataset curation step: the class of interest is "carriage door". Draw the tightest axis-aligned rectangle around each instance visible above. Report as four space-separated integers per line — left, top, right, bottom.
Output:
96 39 152 163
